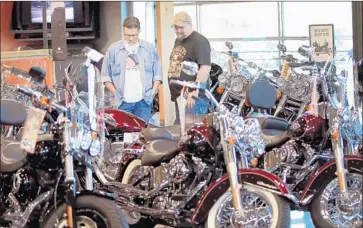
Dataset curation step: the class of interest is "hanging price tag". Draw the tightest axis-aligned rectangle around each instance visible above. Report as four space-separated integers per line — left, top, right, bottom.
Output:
281 61 291 79
20 107 46 153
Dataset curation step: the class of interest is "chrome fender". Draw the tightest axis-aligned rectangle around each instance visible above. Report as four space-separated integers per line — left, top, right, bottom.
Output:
191 168 296 224
299 155 363 205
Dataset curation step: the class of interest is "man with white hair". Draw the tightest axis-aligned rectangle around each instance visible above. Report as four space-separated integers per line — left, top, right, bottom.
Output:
168 11 211 123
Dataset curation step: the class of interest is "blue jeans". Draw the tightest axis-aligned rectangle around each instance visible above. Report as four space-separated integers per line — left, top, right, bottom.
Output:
174 97 209 124
118 100 151 123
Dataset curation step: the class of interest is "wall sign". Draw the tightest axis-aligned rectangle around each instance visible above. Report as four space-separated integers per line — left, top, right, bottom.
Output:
309 24 335 62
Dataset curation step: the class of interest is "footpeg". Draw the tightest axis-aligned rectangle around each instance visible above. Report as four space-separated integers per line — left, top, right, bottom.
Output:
171 194 187 201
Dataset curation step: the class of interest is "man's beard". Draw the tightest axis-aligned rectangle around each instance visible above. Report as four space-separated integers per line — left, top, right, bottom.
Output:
176 34 185 40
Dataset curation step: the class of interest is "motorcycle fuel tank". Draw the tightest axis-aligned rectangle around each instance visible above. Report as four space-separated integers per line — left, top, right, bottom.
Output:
287 112 325 140
102 108 147 132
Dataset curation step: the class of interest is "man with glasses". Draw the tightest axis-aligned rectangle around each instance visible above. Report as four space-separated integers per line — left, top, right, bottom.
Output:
168 11 211 123
101 17 162 122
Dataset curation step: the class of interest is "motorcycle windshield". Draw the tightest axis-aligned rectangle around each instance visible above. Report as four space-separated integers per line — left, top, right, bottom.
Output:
65 48 106 162
244 39 279 81
322 57 362 144
227 39 279 97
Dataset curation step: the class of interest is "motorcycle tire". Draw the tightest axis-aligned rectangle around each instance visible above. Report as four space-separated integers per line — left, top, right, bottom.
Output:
42 195 129 228
310 173 363 228
205 186 290 228
121 159 157 228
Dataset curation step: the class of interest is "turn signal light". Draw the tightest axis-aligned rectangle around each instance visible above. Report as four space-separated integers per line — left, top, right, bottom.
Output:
276 89 282 100
216 87 224 94
40 96 49 106
91 131 98 139
332 130 339 141
228 137 236 145
251 158 258 167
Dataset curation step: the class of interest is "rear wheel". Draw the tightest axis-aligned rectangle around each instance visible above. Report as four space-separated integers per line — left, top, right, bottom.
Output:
206 186 291 228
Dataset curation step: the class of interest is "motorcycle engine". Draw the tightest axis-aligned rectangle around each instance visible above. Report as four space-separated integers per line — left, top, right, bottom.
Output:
264 140 302 170
4 168 38 207
152 154 191 187
151 154 192 210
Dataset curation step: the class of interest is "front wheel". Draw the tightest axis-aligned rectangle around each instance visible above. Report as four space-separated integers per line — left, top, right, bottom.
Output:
43 195 129 228
310 173 363 228
206 186 291 228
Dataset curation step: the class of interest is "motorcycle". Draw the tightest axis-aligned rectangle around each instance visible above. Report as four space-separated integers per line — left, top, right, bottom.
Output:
216 41 281 116
313 41 333 56
243 56 362 228
0 62 128 228
92 79 297 228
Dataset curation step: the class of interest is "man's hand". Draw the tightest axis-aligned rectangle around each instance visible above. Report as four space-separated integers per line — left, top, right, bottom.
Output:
187 90 199 108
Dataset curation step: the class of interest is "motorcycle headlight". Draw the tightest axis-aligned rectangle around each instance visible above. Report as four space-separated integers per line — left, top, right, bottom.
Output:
230 76 248 96
89 139 101 157
81 132 93 150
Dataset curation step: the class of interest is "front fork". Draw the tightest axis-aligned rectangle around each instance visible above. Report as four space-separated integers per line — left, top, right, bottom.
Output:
62 119 77 228
332 131 348 193
219 119 244 217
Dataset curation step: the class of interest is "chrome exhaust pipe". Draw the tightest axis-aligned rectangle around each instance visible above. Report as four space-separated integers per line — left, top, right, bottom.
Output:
115 199 178 217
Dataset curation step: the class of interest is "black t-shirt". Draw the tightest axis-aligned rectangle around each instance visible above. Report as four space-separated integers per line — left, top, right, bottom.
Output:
168 31 211 101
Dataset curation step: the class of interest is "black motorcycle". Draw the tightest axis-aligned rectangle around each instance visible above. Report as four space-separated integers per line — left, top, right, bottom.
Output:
0 65 128 228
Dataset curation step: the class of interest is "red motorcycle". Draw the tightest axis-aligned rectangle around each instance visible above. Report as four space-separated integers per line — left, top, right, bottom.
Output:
93 79 293 228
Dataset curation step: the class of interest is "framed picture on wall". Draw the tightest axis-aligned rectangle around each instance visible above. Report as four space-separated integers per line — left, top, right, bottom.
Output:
309 24 335 62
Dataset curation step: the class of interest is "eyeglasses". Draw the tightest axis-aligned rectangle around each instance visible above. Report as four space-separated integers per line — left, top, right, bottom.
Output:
124 34 138 38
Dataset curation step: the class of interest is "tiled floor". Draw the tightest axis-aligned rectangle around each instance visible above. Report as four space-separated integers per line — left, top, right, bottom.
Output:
154 211 315 227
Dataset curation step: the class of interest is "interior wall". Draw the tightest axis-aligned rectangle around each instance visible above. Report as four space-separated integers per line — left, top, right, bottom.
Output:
0 1 41 51
352 1 363 61
93 1 122 54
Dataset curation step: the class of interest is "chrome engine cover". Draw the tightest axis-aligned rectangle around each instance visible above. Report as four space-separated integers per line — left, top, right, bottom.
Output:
152 154 191 187
264 140 301 170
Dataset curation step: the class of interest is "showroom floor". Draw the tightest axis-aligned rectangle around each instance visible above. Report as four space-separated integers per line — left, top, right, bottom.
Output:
154 211 315 227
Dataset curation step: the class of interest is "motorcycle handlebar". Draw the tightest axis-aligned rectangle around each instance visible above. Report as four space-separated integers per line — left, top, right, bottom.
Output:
17 86 67 113
169 80 220 109
289 61 315 68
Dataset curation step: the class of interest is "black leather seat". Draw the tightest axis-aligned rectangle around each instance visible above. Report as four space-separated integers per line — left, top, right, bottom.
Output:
262 129 289 150
260 117 290 150
260 117 289 132
0 99 27 126
141 140 180 166
1 137 27 173
142 124 194 142
248 116 290 150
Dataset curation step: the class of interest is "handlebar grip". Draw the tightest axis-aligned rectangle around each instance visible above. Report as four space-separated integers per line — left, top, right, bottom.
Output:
51 102 67 113
289 62 315 68
17 86 35 97
169 79 203 90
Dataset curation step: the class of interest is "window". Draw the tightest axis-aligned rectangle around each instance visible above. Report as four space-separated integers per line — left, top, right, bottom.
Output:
199 2 279 39
133 2 156 46
283 2 353 37
210 40 280 70
173 1 354 73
